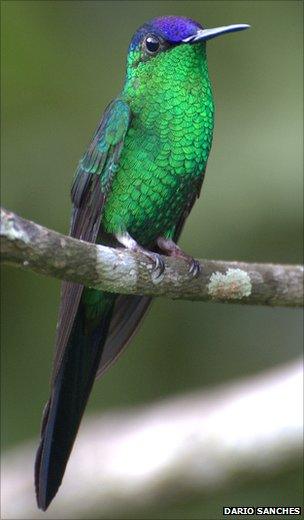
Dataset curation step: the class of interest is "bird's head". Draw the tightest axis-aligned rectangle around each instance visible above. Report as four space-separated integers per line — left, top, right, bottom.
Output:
125 15 250 80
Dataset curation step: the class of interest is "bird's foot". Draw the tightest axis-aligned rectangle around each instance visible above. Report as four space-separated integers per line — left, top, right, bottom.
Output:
139 250 165 278
115 232 165 278
156 236 201 278
188 258 201 278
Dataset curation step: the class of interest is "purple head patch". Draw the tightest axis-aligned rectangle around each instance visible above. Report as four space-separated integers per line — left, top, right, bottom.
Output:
146 16 203 43
130 16 203 49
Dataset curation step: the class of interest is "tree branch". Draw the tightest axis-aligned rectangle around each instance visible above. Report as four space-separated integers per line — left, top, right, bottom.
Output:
1 360 302 519
1 207 303 307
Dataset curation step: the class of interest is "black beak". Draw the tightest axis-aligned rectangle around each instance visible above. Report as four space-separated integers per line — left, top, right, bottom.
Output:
182 24 250 43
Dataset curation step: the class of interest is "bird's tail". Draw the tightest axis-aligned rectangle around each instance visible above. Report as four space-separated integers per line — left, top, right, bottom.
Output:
35 289 116 511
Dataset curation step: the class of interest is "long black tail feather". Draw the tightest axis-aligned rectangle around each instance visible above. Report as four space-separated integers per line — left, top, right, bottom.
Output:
35 298 114 511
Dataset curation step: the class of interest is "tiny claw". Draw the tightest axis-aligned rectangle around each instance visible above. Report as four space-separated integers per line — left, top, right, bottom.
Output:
156 237 200 278
188 258 201 278
149 252 165 278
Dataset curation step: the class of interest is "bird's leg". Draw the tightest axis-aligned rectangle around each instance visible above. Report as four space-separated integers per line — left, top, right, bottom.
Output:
115 232 165 277
156 236 201 277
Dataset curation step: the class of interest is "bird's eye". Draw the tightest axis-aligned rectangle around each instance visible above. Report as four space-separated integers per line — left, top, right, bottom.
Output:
145 34 161 53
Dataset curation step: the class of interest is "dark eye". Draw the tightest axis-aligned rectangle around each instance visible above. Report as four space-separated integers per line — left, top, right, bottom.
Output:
145 34 160 53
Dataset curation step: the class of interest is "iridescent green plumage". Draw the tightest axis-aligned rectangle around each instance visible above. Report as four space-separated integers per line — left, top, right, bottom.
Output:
35 16 250 511
103 44 214 244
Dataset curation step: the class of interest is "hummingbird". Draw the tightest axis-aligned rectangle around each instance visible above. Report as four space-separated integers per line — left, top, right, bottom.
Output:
35 16 250 510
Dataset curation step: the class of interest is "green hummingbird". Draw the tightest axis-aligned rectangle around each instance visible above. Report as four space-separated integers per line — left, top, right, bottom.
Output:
35 16 250 510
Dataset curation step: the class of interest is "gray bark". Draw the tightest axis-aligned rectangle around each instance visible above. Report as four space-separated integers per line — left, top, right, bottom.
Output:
1 207 303 307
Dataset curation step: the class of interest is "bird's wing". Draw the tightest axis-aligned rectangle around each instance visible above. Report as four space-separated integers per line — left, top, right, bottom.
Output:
51 99 131 383
96 294 152 378
172 173 205 242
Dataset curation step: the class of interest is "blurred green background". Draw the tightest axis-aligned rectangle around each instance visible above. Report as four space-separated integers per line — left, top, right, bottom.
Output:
1 1 303 518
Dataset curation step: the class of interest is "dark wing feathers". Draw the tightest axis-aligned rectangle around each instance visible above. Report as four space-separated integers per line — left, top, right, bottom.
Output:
97 295 152 378
51 99 131 384
70 99 131 241
172 173 205 242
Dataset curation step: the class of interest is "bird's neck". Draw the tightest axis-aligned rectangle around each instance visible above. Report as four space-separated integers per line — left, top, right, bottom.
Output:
122 44 213 118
